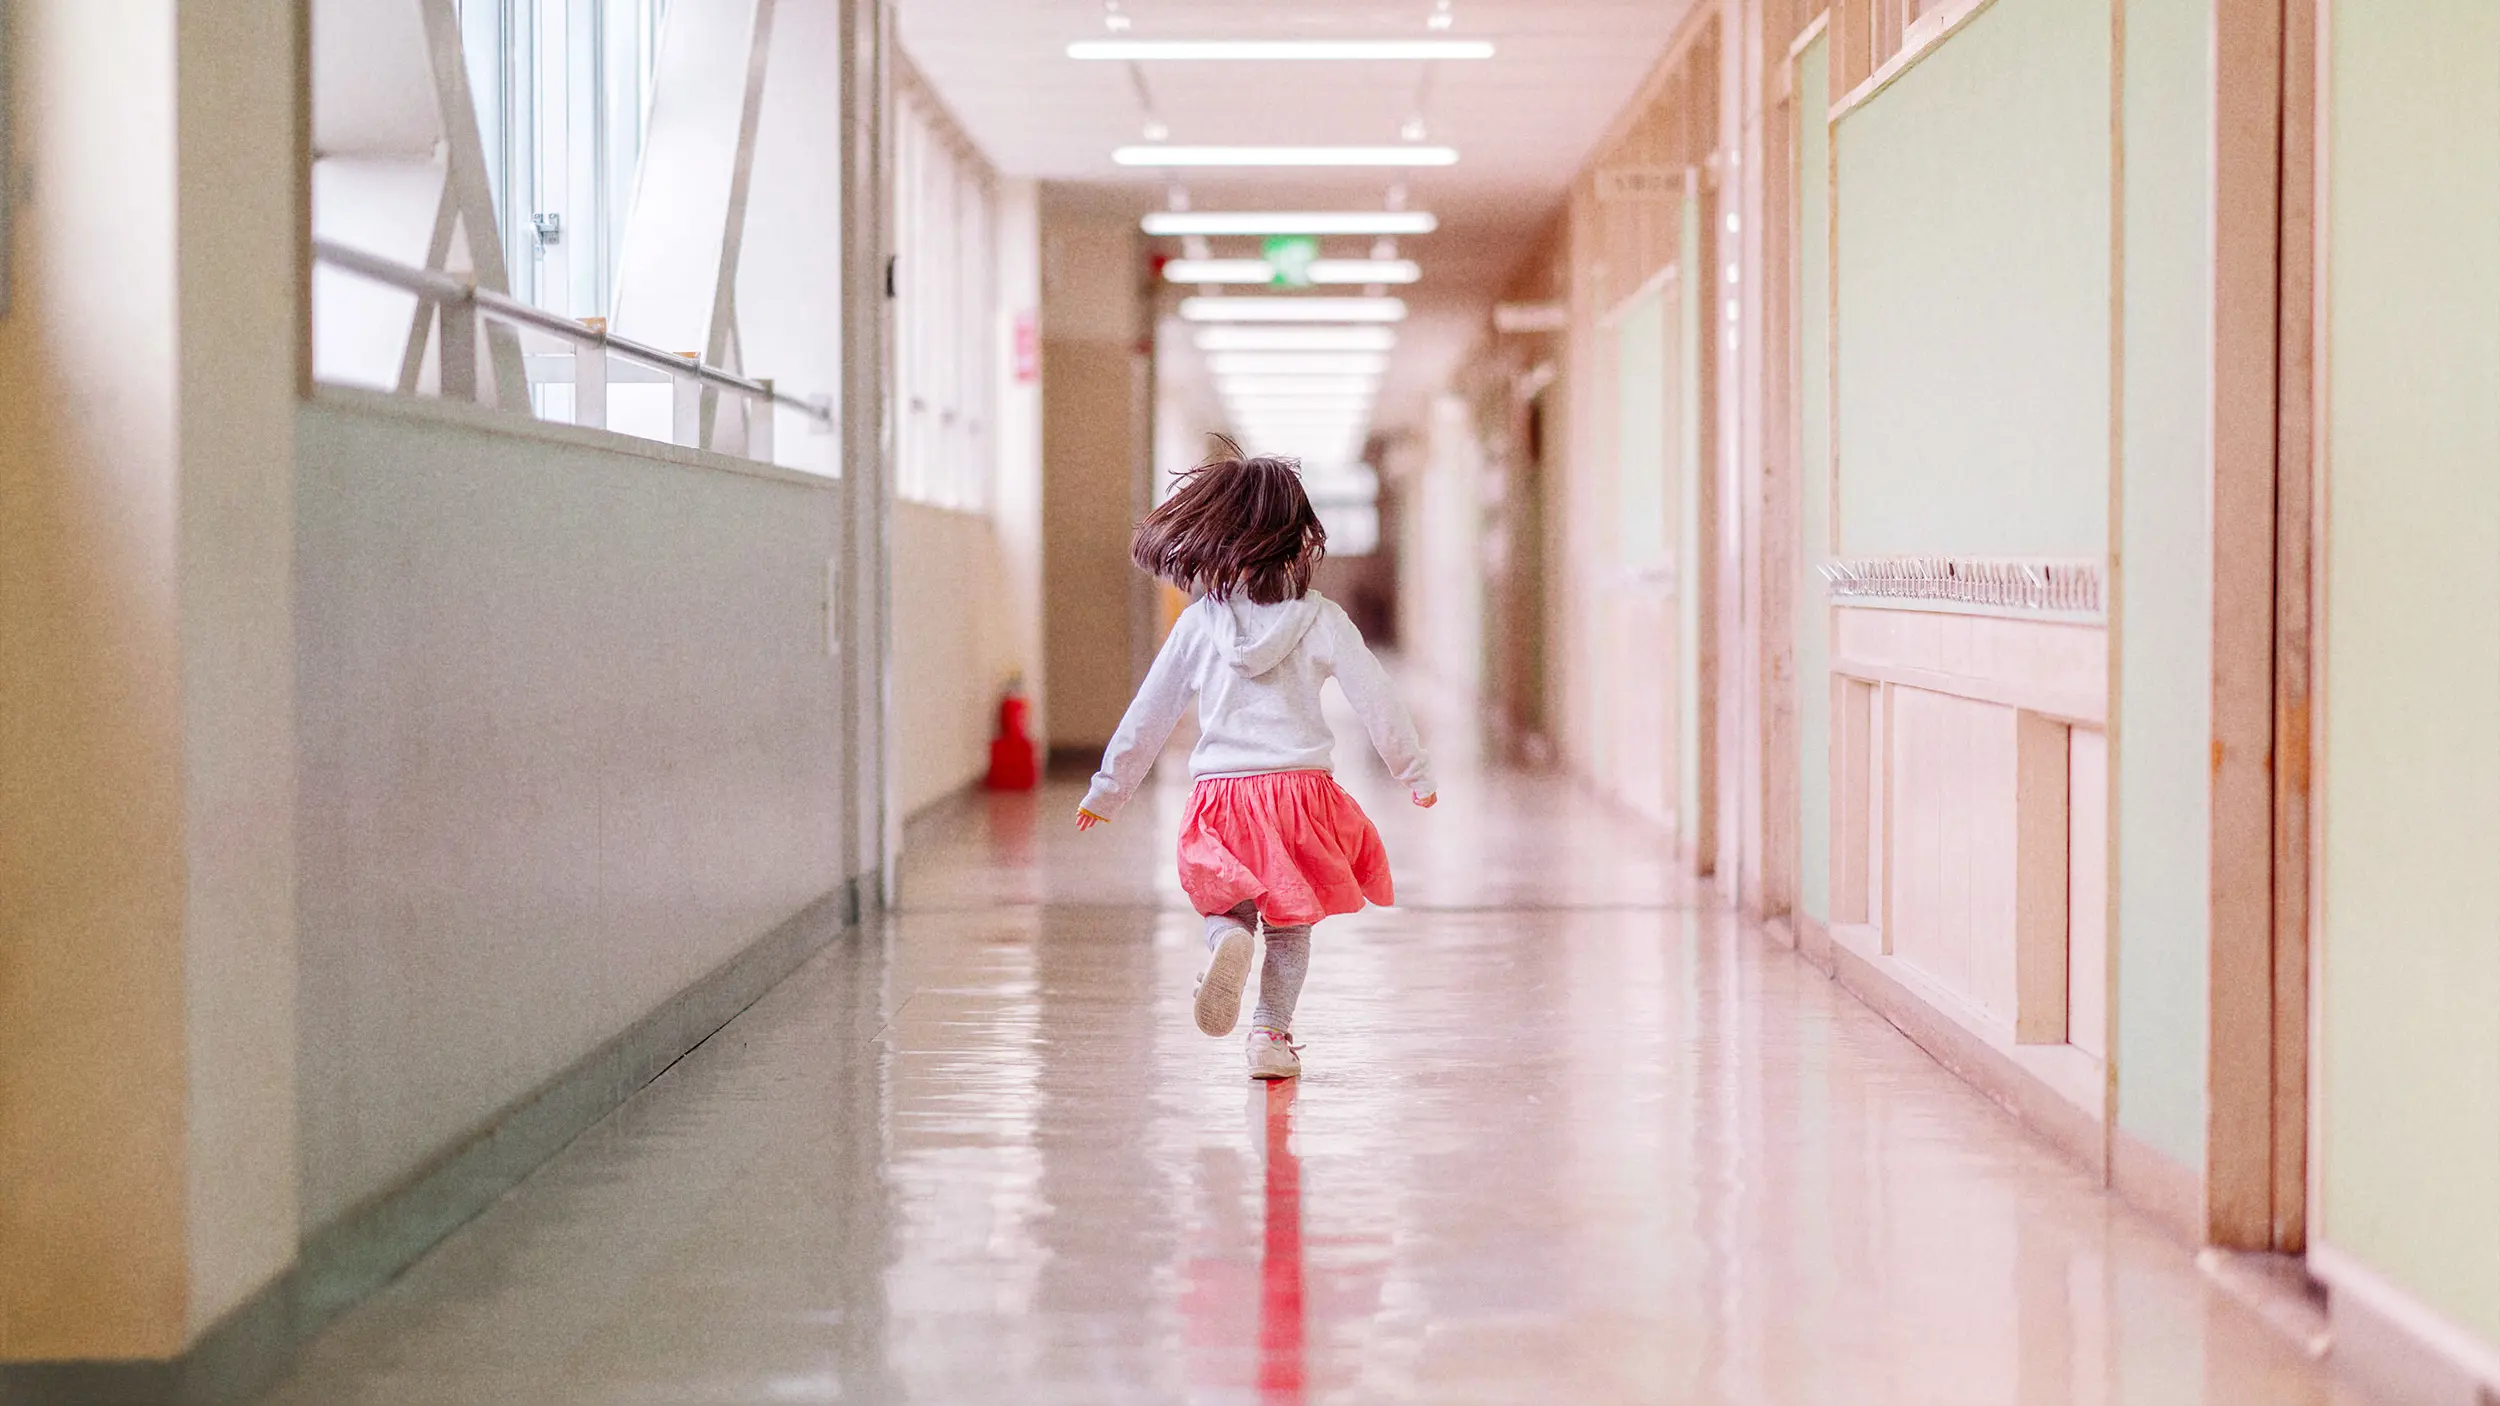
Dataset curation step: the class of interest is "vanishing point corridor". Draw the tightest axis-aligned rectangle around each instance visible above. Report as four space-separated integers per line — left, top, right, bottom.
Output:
11 2 2500 1402
255 699 2360 1404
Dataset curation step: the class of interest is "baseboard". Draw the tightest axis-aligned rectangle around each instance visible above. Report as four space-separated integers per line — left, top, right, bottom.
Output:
1796 912 1836 975
1826 937 2105 1176
0 877 864 1406
2197 1249 2331 1359
2110 1123 2204 1245
0 1287 292 1406
1762 913 1797 951
2313 1241 2500 1406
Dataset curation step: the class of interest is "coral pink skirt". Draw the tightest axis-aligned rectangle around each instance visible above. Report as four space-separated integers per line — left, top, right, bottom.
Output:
1177 770 1394 927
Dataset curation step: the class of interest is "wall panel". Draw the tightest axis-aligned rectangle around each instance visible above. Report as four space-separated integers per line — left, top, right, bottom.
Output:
1831 0 2111 560
2315 0 2500 1351
294 396 846 1231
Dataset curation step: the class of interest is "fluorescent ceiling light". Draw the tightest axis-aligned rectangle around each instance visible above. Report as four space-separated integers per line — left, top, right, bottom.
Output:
1117 146 1458 169
1071 39 1494 61
1206 353 1391 375
1228 415 1370 427
1215 372 1380 387
1228 400 1371 412
1145 211 1440 237
1163 259 1276 284
1182 297 1406 323
1310 260 1422 285
1194 326 1398 352
1163 259 1423 286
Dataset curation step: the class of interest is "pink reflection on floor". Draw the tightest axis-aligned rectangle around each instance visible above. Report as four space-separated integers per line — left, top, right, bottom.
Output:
1259 1079 1306 1405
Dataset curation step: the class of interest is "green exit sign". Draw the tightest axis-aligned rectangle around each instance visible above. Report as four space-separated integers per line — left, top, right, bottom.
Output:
1262 235 1319 288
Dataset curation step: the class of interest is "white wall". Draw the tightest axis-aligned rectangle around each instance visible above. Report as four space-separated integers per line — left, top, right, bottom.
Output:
893 504 1011 816
1400 394 1488 699
2315 0 2500 1362
293 395 846 1230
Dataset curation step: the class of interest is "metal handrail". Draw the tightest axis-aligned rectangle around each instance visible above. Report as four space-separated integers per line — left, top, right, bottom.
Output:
313 238 831 426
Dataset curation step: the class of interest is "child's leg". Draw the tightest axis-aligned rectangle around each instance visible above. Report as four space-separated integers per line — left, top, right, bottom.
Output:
1251 920 1311 1034
1195 902 1259 1037
1206 901 1259 950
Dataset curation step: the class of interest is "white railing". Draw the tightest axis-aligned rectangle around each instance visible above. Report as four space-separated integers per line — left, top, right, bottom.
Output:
314 239 831 463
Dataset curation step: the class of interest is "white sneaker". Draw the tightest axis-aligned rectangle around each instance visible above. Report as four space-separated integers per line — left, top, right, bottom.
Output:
1195 923 1254 1036
1246 1028 1302 1081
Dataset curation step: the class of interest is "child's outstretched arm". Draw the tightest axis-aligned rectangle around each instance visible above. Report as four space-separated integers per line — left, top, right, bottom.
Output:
1076 617 1199 828
1326 606 1437 804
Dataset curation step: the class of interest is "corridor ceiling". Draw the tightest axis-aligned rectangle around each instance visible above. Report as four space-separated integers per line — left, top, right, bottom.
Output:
898 0 1704 453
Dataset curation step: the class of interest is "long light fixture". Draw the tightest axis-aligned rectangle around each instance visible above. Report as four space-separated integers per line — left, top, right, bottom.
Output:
1221 384 1377 397
1070 39 1494 60
1194 326 1398 352
1218 377 1379 397
1232 419 1368 435
1116 146 1457 168
1163 259 1422 285
1231 412 1368 427
1182 297 1406 323
1206 352 1390 375
1225 406 1375 420
1145 211 1439 237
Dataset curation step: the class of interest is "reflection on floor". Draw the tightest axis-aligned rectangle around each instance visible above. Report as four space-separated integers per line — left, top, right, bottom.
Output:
257 704 2375 1404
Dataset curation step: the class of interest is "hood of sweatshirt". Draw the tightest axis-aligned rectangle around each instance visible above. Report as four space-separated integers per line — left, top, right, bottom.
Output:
1216 592 1324 678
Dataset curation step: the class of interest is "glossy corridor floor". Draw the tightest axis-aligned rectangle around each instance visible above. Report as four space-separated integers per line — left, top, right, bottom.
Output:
260 699 2377 1405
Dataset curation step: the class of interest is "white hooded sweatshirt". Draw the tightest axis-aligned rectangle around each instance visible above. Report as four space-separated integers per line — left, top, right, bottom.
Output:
1080 590 1433 821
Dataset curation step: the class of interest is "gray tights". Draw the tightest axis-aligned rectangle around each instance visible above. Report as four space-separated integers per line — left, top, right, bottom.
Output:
1205 901 1311 1035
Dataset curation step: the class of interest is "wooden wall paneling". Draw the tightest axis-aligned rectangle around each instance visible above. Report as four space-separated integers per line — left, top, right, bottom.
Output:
1692 168 1725 877
1832 674 1872 925
1758 5 1814 926
1872 679 1892 946
2270 0 2317 1257
2206 0 2288 1251
2068 727 2111 1062
1830 0 1872 98
2015 711 2073 1043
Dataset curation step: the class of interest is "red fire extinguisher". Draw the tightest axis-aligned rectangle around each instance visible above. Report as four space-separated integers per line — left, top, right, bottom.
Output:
985 679 1038 791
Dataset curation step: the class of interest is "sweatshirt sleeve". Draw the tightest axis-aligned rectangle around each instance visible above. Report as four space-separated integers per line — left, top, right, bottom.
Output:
1326 605 1436 798
1080 612 1200 820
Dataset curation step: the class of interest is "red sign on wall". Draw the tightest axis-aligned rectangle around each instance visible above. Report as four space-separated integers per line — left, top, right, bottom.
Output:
1013 310 1039 383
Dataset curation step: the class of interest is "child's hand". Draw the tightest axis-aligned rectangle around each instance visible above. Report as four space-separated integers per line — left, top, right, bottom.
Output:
1075 807 1107 831
1413 792 1438 809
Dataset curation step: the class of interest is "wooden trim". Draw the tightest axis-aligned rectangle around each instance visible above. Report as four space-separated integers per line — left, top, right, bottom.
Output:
2099 0 2128 1200
1832 676 1873 924
1585 2 1726 177
2205 0 2289 1251
1831 607 2110 724
1692 165 1724 878
2303 0 2333 1259
2014 711 2072 1043
1828 0 2001 125
2270 0 2320 1259
1598 259 1684 328
1786 8 1833 63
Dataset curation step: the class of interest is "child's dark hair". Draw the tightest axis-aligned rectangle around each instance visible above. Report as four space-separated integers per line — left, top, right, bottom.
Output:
1132 436 1327 605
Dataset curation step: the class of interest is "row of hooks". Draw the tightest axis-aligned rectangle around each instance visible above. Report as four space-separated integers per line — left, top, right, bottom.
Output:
1819 557 2104 616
